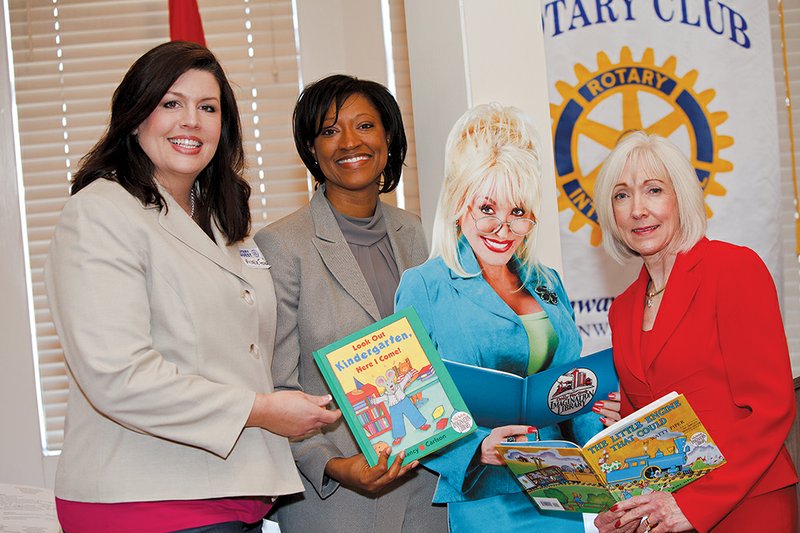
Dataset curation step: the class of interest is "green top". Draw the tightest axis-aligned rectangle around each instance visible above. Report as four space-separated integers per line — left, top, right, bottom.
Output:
520 310 559 376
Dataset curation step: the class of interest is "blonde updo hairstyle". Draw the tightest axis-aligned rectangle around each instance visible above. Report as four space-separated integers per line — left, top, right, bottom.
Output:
430 103 547 283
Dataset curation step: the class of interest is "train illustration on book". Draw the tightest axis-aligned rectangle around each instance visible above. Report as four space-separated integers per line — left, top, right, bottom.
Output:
509 435 695 491
604 436 691 485
496 393 726 513
521 464 599 489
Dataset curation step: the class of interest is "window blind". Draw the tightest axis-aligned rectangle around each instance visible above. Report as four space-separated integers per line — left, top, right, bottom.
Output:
387 0 421 217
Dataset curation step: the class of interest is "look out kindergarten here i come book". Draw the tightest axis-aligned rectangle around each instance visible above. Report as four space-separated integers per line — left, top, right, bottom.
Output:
313 307 477 467
496 392 726 513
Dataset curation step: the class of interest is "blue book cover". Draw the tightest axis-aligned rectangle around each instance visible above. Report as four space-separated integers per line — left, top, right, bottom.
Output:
444 348 618 429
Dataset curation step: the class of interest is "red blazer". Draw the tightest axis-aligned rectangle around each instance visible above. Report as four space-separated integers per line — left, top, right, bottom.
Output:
609 238 797 532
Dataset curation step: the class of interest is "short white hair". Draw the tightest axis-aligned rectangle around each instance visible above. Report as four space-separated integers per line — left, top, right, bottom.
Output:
430 103 547 281
594 131 707 263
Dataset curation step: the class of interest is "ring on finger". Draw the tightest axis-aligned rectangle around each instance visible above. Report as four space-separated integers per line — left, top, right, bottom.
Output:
641 515 651 532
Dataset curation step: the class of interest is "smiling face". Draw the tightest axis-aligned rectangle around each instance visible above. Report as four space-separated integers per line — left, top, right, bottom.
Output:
611 160 680 260
459 197 533 269
311 93 388 210
136 68 222 188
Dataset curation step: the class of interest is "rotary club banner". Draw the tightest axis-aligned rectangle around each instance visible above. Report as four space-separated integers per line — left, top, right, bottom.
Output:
541 1 781 354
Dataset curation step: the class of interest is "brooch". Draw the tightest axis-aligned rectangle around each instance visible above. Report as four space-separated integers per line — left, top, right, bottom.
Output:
535 285 558 305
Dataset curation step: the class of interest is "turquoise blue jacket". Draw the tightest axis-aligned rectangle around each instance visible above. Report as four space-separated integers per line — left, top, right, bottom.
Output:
395 239 602 531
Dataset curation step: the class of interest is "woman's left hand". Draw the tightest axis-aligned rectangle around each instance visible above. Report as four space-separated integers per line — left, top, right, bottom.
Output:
596 492 693 532
480 425 536 465
593 391 622 427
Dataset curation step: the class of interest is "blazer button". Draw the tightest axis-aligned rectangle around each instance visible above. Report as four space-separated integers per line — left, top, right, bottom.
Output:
249 343 261 359
241 289 255 305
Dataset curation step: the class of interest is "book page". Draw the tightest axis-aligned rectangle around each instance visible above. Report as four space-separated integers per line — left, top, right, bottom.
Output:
0 484 60 533
585 391 679 447
580 393 726 501
497 442 616 513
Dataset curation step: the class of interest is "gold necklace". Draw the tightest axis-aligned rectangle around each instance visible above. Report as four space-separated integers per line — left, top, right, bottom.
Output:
645 283 666 308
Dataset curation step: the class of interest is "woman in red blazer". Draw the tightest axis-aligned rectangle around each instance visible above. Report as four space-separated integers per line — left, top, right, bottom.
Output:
592 131 797 533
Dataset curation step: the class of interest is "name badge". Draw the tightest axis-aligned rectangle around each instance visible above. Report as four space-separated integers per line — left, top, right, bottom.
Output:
239 247 270 269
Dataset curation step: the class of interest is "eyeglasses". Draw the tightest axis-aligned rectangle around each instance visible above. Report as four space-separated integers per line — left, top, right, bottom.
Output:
470 210 536 236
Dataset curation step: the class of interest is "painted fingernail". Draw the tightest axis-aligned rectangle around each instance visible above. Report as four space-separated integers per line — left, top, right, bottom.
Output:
615 520 621 528
527 426 537 433
600 417 607 424
592 405 602 413
610 503 619 511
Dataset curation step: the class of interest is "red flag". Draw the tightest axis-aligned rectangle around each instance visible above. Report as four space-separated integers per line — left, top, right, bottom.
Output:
169 0 206 46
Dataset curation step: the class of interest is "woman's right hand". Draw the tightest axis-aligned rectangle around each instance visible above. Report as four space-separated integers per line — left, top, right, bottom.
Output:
324 449 418 494
247 390 341 439
480 425 536 465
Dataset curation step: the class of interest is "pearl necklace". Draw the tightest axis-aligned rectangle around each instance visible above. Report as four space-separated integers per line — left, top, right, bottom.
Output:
645 283 666 308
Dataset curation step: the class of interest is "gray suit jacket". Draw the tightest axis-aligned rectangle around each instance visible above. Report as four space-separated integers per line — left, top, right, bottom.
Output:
255 188 446 532
45 179 302 503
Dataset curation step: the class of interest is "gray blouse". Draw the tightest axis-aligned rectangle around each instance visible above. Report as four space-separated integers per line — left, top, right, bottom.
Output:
329 200 400 318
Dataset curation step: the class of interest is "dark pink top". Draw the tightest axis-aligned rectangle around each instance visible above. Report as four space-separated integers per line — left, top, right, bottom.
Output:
56 496 273 533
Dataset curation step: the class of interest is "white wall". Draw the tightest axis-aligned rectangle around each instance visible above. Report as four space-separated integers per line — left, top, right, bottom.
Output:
0 1 52 487
295 0 388 86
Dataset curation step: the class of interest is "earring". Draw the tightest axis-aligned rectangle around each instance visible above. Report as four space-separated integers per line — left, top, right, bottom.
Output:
388 151 392 157
313 160 318 166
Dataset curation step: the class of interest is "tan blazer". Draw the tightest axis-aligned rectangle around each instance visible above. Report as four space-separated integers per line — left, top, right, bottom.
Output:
45 179 302 503
254 188 446 533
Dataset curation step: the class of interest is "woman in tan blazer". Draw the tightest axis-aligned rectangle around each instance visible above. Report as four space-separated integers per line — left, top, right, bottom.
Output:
254 75 446 532
45 42 339 533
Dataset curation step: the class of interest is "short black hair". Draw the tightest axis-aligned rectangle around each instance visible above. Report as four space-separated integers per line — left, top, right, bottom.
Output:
292 74 407 193
71 41 250 244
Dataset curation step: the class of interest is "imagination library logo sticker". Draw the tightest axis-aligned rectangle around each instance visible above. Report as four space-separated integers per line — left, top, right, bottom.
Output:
451 411 474 434
548 367 598 416
550 46 732 246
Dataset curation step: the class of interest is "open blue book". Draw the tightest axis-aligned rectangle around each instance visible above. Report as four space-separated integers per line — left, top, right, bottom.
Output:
444 348 617 429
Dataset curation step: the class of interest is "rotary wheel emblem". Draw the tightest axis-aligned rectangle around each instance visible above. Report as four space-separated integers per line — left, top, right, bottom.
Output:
550 47 733 245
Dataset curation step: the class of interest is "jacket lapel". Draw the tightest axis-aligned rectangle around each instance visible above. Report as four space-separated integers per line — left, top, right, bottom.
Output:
447 238 520 326
156 188 244 280
619 267 649 383
642 238 706 373
309 188 381 321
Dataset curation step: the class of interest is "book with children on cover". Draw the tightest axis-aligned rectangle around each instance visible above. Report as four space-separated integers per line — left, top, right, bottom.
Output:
313 307 477 467
496 392 726 513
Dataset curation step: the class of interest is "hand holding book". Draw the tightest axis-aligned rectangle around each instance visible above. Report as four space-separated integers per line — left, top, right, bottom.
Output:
593 391 622 427
596 491 693 533
313 308 476 468
246 390 341 439
324 449 419 494
496 392 726 514
481 425 538 466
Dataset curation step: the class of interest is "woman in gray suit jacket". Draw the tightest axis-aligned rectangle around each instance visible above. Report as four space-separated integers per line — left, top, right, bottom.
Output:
45 42 339 533
254 75 446 532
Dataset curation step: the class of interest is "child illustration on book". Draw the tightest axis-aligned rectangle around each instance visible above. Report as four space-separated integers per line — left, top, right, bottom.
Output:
374 368 431 445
